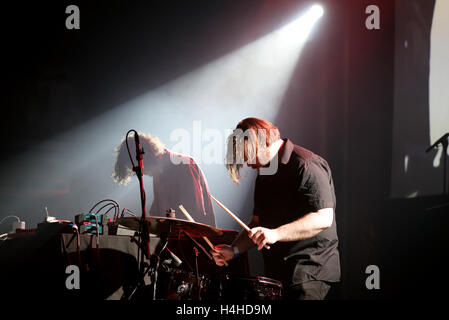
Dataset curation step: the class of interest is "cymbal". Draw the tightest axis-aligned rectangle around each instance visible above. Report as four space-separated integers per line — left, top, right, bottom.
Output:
116 216 223 238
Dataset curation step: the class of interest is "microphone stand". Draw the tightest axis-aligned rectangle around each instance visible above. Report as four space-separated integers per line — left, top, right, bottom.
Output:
426 133 449 194
126 130 151 300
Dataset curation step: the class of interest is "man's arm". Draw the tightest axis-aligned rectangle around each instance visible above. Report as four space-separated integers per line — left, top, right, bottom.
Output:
249 208 334 250
210 215 259 265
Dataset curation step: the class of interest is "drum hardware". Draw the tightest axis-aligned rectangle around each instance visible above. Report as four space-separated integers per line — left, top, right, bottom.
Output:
116 216 223 238
117 213 223 301
178 205 229 267
165 208 176 218
156 269 211 300
180 230 214 300
202 275 283 301
155 271 283 301
164 247 183 267
131 226 217 301
128 221 172 301
118 214 279 301
127 217 205 301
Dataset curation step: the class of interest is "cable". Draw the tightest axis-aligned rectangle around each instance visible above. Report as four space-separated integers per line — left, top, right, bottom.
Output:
96 203 120 219
0 215 20 225
71 224 82 268
124 130 147 212
96 202 116 213
88 199 120 222
120 208 137 218
102 205 121 222
125 130 137 169
88 199 119 213
112 205 120 221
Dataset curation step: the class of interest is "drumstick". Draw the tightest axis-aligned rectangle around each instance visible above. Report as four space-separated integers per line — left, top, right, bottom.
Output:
209 195 270 250
178 205 229 267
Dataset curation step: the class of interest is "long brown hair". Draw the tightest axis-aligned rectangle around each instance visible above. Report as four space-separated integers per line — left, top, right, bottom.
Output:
225 118 280 184
112 133 165 185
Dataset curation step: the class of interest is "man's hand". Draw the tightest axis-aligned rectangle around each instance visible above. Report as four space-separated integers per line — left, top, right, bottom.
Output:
210 244 234 266
248 227 279 250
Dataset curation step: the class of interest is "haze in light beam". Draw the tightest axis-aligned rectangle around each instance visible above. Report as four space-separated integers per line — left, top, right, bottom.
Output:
0 5 324 227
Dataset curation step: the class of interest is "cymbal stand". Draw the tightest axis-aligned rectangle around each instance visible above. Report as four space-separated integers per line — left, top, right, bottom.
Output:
181 230 213 300
150 233 169 300
193 247 200 300
127 230 168 301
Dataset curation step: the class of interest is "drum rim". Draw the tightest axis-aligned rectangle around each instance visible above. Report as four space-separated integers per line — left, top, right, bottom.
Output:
221 274 282 286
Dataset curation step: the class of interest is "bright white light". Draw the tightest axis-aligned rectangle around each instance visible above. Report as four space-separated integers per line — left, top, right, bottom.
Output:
310 4 324 19
278 4 324 43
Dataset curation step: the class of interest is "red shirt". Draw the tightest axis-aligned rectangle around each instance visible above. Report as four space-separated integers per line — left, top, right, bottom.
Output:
150 150 216 227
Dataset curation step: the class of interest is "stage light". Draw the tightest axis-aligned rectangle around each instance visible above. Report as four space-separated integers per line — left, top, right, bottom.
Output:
310 4 324 19
278 4 324 44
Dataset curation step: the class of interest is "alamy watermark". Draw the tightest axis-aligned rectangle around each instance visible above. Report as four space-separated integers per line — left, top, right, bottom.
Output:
66 5 80 30
169 120 278 176
65 265 80 290
365 5 380 30
365 265 380 290
65 4 380 31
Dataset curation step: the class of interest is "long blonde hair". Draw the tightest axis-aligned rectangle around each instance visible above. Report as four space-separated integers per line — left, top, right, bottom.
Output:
225 118 280 184
112 133 165 185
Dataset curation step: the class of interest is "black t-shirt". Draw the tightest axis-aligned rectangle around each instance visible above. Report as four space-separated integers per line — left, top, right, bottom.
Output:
254 139 340 286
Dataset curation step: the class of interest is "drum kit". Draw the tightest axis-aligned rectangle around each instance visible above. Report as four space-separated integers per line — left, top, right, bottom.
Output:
106 130 283 300
114 215 283 301
156 271 283 301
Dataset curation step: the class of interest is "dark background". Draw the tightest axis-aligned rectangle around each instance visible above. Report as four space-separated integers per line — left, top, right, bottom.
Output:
1 0 447 300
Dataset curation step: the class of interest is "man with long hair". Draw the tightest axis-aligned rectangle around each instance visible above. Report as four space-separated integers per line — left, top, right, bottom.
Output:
211 117 340 300
113 133 216 227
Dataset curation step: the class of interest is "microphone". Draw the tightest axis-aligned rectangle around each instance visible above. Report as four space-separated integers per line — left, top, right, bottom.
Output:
165 247 183 267
134 131 144 163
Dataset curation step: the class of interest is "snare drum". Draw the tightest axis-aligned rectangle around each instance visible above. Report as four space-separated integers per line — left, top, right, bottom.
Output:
202 275 283 301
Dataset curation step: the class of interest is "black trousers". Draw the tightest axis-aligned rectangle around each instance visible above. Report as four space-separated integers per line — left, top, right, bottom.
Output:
285 280 331 300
